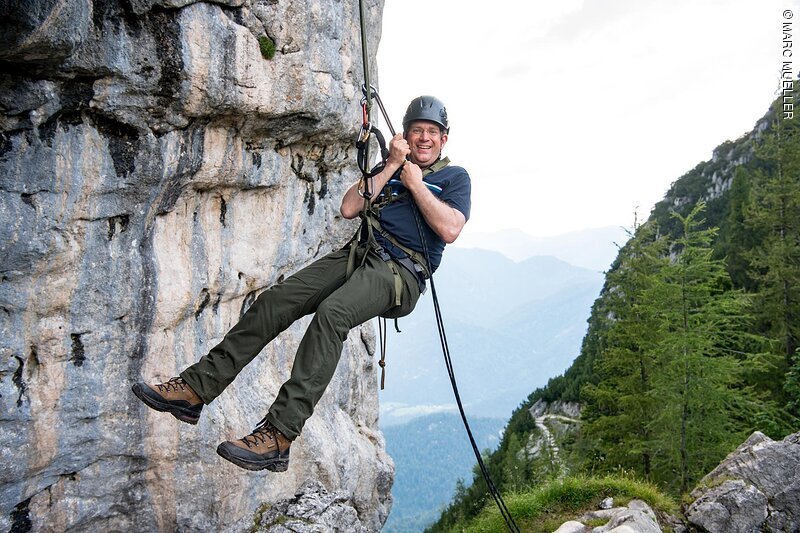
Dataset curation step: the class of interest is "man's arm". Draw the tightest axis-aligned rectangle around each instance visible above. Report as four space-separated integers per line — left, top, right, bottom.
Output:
341 133 409 219
400 162 466 244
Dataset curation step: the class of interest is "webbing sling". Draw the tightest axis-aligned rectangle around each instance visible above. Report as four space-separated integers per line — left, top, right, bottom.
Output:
346 156 449 283
345 157 449 388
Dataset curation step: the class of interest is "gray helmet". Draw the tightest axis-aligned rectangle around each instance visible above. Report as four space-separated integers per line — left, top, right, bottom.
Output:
402 95 449 133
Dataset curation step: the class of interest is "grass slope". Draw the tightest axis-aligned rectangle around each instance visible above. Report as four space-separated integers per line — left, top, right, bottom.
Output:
449 475 677 533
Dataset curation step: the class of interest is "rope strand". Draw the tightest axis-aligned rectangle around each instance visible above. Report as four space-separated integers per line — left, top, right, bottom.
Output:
356 2 518 529
411 203 520 533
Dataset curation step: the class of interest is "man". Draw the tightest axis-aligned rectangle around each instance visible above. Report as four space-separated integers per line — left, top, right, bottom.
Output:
132 96 471 472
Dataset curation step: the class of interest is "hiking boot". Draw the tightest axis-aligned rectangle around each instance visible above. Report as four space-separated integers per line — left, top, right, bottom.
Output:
216 417 291 472
131 377 204 425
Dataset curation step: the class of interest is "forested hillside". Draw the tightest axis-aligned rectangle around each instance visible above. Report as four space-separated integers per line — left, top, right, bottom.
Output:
428 84 800 531
380 249 603 425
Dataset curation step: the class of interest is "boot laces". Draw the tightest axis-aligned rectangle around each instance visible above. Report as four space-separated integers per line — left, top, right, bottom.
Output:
156 377 187 393
242 417 282 450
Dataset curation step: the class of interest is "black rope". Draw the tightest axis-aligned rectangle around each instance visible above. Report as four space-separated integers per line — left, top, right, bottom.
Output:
355 2 518 528
410 203 520 533
358 0 372 117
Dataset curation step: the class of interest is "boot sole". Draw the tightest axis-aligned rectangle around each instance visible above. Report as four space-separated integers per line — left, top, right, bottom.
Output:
216 443 289 472
131 383 201 425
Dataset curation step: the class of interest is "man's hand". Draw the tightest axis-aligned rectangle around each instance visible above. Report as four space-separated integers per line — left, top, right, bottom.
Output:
399 160 423 190
400 161 466 244
340 133 410 219
387 132 410 167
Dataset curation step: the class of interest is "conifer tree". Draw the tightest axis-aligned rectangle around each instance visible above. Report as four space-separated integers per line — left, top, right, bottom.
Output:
581 221 669 478
745 116 800 414
648 202 757 493
716 166 762 291
500 432 528 490
785 349 800 414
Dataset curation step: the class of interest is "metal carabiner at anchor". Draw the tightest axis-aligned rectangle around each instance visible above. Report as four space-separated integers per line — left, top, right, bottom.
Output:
355 86 392 198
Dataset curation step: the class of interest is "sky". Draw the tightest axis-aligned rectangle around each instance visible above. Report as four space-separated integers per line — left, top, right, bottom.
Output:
376 0 800 237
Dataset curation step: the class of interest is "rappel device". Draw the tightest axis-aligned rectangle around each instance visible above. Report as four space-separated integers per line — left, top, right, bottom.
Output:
355 1 521 531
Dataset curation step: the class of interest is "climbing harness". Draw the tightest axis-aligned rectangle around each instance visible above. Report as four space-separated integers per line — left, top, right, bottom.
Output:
355 2 520 531
347 82 426 390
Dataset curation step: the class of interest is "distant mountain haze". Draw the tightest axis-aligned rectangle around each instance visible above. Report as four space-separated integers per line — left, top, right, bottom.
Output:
382 413 506 533
453 225 631 271
378 242 608 426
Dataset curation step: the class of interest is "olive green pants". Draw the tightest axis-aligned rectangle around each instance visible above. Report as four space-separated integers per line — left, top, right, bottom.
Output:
180 246 421 440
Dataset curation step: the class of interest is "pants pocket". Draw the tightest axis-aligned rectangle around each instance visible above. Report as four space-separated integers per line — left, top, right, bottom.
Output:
380 264 421 319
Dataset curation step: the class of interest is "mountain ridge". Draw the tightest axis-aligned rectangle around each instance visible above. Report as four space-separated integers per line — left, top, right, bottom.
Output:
379 246 605 426
453 225 630 271
426 80 800 533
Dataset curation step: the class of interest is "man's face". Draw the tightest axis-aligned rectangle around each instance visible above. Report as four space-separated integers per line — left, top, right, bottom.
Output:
404 120 448 168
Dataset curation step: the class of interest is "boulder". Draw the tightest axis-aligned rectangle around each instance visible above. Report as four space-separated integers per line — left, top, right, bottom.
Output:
585 500 661 533
553 499 663 533
686 431 800 533
253 480 368 533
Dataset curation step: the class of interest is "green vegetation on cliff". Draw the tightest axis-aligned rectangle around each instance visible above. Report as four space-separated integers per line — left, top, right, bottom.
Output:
444 476 676 533
428 84 800 532
581 202 775 494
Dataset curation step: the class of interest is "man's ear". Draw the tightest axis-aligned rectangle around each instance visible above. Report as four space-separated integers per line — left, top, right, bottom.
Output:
440 133 448 149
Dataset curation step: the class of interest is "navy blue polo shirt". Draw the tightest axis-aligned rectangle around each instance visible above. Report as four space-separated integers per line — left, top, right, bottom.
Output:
373 161 471 273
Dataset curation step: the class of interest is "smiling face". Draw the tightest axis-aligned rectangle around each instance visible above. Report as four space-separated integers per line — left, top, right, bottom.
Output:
404 120 448 168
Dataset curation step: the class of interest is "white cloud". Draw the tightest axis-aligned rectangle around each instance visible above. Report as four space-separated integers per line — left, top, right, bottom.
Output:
376 0 799 236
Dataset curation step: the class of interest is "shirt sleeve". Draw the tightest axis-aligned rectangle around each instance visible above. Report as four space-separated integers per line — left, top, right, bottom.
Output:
439 167 472 221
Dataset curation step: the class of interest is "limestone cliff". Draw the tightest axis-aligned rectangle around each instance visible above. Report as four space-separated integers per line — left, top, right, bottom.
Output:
0 0 392 531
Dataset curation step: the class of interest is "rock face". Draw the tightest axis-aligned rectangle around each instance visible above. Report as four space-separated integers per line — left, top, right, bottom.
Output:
552 499 663 533
253 480 369 532
0 0 392 531
686 431 800 533
529 398 581 420
526 399 581 478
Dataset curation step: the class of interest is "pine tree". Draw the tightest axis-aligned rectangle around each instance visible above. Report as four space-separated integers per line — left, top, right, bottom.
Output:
648 202 758 493
785 349 800 414
580 221 669 478
716 166 762 291
501 432 527 490
745 116 800 414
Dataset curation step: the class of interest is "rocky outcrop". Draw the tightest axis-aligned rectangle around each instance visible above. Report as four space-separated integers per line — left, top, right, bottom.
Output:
686 431 800 533
553 499 663 533
252 480 369 532
0 0 391 531
526 399 580 477
529 398 581 420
